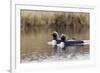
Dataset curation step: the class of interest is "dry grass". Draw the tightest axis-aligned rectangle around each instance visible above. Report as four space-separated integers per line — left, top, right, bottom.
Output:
21 10 89 36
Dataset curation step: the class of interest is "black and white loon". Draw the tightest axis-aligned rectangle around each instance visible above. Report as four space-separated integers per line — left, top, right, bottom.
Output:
48 31 61 46
48 32 89 50
48 31 60 52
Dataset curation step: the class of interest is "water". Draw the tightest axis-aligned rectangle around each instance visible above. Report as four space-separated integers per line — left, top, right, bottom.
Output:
21 50 89 63
21 29 89 63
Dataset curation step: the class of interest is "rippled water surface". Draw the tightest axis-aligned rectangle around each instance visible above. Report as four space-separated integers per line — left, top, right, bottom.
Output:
21 30 89 63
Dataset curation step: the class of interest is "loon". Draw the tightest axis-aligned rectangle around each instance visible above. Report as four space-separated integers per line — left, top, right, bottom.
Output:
48 31 61 52
57 34 89 49
48 32 89 51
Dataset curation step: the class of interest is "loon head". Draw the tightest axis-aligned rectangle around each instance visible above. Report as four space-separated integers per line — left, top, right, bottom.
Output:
52 31 59 40
61 34 66 42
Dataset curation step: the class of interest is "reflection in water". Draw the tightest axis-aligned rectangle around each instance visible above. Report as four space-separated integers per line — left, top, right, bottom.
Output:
21 26 89 63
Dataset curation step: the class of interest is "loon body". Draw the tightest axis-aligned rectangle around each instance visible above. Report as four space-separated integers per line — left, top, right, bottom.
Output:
48 32 89 50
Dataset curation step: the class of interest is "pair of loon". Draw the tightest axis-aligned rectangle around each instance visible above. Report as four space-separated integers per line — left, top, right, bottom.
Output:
48 31 89 51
